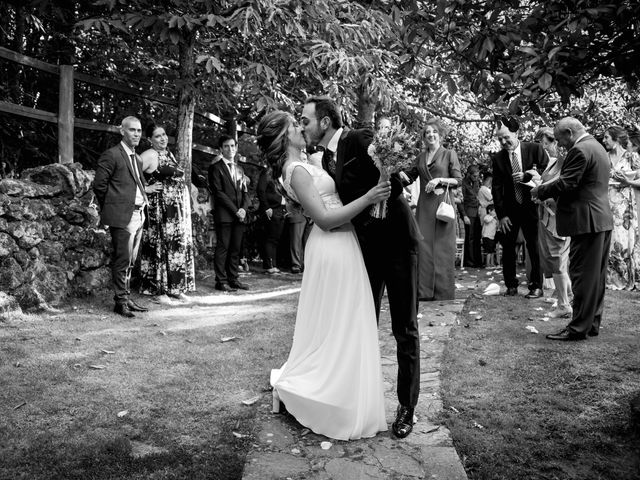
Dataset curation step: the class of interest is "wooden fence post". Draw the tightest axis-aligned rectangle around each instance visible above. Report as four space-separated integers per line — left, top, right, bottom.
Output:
58 64 74 164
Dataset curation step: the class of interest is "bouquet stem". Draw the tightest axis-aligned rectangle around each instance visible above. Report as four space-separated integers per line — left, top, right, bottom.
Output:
370 171 389 219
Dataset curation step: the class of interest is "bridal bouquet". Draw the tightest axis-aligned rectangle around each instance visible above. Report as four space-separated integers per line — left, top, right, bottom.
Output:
367 122 420 218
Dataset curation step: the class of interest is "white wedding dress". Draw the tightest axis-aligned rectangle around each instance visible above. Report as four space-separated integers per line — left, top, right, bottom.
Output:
270 161 387 440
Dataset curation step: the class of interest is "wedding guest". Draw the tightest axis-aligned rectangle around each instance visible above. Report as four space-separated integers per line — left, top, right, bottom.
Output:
481 204 498 268
627 131 640 238
93 116 161 317
477 174 493 219
461 165 482 268
533 117 613 341
491 119 547 297
531 127 572 317
603 125 640 290
138 123 195 299
209 135 251 292
404 118 462 300
257 166 286 274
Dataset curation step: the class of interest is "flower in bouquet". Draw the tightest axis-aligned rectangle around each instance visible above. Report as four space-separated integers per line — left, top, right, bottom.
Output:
367 122 421 180
367 121 421 218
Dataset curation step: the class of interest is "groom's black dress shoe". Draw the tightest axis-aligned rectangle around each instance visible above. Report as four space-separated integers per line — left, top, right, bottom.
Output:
392 405 415 438
114 304 135 318
504 287 518 296
229 281 249 290
127 299 148 312
546 328 586 341
525 288 543 299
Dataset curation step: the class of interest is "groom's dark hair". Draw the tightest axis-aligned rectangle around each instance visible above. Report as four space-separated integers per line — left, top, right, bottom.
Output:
305 96 343 129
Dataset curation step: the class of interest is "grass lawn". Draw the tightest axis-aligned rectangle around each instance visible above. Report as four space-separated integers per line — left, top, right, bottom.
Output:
441 289 640 480
0 273 297 480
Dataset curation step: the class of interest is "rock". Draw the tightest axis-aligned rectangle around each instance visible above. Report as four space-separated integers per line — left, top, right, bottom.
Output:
21 163 77 197
0 257 24 290
72 267 111 295
2 220 46 249
37 240 65 264
0 178 62 198
0 232 18 257
0 291 22 318
68 164 95 197
13 284 48 312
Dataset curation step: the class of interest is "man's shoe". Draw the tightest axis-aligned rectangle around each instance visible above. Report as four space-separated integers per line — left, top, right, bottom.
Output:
127 299 148 312
546 328 585 341
525 288 543 299
392 405 415 439
291 266 302 274
215 283 237 292
504 287 518 296
587 329 599 337
229 281 249 290
114 304 135 318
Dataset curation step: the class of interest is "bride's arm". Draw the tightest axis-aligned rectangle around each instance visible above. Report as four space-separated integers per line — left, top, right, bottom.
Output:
289 165 390 231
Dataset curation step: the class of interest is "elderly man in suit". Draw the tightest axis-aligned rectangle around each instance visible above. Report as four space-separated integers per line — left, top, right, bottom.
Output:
93 116 161 317
300 96 421 439
208 135 251 292
532 117 613 341
491 120 548 298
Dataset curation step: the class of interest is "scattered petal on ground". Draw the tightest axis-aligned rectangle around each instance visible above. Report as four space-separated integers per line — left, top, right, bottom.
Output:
232 432 248 438
101 349 115 354
473 420 485 429
320 441 332 450
242 395 261 406
525 326 539 334
221 336 239 343
88 364 106 369
117 410 128 417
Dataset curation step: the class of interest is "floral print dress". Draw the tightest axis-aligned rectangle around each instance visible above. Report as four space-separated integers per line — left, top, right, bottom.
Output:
607 151 640 290
139 149 196 296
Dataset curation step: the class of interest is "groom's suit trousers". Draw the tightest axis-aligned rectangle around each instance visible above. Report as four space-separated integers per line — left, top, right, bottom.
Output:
354 195 420 409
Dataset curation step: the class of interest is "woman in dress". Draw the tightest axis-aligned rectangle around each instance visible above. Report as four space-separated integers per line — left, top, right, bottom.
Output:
531 127 572 317
603 125 640 290
404 118 462 300
138 123 196 298
258 110 390 441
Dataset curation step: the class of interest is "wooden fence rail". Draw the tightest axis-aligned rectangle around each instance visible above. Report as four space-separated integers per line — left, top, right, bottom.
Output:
0 46 247 164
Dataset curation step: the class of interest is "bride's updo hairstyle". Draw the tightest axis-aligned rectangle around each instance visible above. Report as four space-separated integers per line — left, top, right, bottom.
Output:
256 110 293 182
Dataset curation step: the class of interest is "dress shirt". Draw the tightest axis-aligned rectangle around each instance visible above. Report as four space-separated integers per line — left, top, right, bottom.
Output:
121 141 145 206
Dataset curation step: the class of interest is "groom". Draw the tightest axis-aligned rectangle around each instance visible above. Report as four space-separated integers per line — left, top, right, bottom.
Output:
301 96 421 438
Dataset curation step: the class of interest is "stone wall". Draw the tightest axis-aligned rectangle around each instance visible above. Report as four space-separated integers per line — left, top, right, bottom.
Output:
0 163 111 312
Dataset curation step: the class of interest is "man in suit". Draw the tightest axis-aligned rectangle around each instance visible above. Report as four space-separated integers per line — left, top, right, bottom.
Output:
208 135 251 291
93 116 161 317
532 117 613 341
300 96 421 438
491 120 548 297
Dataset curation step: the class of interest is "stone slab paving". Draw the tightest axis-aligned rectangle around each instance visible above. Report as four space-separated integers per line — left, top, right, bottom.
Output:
242 292 471 480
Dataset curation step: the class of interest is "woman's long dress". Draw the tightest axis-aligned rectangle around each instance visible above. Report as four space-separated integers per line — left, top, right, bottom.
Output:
607 151 640 290
270 161 387 441
406 148 462 300
139 149 196 296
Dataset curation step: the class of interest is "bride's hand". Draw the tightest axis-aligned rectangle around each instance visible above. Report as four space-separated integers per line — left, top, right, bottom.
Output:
367 180 392 204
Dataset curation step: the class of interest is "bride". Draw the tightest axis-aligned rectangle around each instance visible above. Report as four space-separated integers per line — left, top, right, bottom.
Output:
257 110 390 440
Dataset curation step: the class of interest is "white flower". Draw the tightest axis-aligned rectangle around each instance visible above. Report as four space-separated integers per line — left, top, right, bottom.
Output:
393 142 402 153
367 144 376 157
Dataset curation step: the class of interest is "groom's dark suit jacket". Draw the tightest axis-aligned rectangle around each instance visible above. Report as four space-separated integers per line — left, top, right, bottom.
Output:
331 128 421 252
324 127 421 409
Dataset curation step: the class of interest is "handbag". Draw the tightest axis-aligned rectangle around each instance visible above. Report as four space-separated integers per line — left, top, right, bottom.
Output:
436 183 455 222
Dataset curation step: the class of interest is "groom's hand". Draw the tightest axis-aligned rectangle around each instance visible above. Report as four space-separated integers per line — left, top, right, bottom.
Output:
390 173 403 199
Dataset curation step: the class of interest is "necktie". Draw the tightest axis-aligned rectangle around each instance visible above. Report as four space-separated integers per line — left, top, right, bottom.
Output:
510 150 523 204
130 154 148 203
322 148 336 176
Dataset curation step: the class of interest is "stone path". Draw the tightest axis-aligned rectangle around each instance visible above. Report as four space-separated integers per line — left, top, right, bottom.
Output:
242 293 471 480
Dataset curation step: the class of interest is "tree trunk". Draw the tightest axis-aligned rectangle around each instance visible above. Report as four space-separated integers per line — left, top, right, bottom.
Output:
176 31 196 190
10 3 26 103
355 84 376 129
